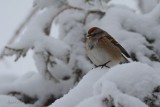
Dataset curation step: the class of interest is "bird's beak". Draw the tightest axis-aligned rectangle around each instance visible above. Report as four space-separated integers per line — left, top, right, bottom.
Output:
86 34 92 39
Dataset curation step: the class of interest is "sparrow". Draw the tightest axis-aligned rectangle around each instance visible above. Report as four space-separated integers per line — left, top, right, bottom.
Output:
85 27 130 68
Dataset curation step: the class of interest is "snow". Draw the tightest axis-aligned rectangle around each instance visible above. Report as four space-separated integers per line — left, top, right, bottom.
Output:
136 0 160 13
0 95 27 107
50 62 159 107
0 74 17 85
77 87 148 107
94 62 160 100
49 67 107 107
0 71 74 106
33 0 65 9
1 0 160 107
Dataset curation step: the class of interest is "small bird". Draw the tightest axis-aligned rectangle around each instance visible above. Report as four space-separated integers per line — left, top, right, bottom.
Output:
85 27 130 68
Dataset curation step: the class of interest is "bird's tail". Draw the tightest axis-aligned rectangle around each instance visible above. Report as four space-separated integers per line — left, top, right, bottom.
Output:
120 54 132 64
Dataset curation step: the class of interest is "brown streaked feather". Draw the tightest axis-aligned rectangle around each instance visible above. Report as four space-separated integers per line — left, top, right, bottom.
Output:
103 31 130 58
98 37 122 60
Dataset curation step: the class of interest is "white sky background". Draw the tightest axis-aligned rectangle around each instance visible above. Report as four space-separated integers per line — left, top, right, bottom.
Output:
0 0 36 76
0 0 136 76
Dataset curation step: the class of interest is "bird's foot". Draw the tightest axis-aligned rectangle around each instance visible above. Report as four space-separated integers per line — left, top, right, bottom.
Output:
96 60 111 68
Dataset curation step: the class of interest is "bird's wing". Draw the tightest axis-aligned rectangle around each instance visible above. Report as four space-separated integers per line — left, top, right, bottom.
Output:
103 32 130 58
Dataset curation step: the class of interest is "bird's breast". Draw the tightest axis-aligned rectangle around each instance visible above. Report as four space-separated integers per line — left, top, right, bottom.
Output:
86 43 122 66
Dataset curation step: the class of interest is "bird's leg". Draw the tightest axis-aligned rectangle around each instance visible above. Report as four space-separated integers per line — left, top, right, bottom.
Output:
96 60 111 68
101 60 111 68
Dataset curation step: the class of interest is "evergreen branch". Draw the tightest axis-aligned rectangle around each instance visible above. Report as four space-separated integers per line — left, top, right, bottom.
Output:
36 50 59 82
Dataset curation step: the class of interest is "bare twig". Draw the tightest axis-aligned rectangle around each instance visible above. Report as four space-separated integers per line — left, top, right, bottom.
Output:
3 46 27 62
45 52 59 82
8 91 38 104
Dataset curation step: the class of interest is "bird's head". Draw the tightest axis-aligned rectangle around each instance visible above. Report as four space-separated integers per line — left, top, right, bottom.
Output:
87 27 102 39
